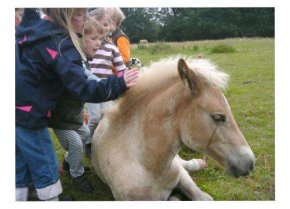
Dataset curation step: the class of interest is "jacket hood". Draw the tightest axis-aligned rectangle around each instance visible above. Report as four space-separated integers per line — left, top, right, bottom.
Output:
16 9 66 47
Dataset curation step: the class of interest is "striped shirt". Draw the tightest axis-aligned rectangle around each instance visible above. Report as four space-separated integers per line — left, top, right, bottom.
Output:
89 42 127 78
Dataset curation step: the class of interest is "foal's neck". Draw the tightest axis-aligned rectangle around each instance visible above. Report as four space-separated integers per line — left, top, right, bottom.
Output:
140 81 184 175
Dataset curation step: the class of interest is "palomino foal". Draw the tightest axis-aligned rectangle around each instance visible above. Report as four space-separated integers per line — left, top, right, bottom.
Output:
92 57 256 200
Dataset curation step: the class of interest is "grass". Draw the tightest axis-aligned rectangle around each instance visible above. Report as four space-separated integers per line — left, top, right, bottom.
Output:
209 44 236 54
51 38 274 201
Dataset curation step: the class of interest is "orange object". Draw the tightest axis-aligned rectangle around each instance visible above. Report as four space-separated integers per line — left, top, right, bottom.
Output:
117 37 130 65
83 112 88 124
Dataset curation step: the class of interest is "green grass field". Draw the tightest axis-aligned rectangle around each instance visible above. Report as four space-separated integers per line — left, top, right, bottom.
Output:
51 38 274 201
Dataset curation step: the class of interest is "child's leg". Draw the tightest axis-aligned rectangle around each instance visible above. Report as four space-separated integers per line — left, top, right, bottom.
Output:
53 129 85 178
16 127 62 201
15 136 30 201
86 103 102 142
76 123 92 159
77 123 90 146
54 128 93 192
16 187 28 201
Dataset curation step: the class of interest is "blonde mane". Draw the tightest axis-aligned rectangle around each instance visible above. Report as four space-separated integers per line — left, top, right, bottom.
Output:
106 56 230 116
135 56 229 94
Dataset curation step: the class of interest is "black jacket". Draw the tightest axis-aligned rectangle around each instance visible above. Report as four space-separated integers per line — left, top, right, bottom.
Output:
48 62 95 130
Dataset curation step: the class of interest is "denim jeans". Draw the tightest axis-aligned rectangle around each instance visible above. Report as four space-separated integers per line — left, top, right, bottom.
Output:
16 126 60 189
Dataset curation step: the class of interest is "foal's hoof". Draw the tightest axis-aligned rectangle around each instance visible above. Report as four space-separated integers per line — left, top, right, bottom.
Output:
196 159 208 169
186 159 208 172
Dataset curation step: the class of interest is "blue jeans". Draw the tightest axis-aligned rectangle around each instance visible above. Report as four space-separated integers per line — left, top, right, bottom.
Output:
16 126 60 189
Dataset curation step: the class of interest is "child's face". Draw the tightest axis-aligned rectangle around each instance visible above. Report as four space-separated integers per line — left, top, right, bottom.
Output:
71 9 87 33
97 15 112 35
111 19 117 31
83 30 104 57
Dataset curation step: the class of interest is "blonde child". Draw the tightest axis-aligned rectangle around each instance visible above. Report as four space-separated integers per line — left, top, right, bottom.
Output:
106 7 130 67
48 17 106 193
89 8 127 77
84 8 128 158
16 8 139 201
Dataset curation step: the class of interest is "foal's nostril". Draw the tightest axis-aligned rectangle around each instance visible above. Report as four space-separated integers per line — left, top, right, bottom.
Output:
230 166 240 178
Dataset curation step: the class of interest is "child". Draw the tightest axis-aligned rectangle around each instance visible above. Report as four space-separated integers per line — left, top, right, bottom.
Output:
89 8 127 77
48 16 106 193
84 8 128 159
16 8 139 201
105 7 131 67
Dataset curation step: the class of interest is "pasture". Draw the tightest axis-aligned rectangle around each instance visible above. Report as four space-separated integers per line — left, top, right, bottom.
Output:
51 38 274 201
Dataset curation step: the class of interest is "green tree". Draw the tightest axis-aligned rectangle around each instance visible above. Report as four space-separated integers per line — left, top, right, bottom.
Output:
122 8 160 43
121 8 274 42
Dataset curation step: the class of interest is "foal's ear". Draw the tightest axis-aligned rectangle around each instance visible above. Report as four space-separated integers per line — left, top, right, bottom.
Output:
178 59 201 96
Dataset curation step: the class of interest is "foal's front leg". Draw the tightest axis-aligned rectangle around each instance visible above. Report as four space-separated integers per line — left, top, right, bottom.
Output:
176 155 207 172
175 166 213 200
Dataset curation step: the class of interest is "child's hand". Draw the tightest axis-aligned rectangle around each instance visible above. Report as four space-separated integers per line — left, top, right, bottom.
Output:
124 68 139 88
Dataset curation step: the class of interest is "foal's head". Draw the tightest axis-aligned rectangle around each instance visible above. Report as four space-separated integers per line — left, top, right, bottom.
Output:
176 58 255 177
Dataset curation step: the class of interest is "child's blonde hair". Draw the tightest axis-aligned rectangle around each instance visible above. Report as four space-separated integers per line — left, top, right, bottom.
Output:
84 16 104 35
41 8 87 60
81 16 105 49
105 8 125 27
89 8 111 22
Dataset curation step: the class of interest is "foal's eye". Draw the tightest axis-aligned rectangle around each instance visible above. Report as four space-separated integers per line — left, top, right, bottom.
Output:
210 112 226 123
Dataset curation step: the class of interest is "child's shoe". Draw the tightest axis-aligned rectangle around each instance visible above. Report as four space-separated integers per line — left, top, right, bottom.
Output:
72 174 94 193
62 159 70 171
62 160 90 172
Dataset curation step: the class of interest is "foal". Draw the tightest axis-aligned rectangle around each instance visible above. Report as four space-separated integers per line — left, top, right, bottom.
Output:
92 57 256 200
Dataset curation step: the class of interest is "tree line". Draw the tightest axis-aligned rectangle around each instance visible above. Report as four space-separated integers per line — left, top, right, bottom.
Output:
121 8 274 43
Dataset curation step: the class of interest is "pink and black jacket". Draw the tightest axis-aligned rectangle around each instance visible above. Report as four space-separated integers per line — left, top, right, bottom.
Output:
16 9 128 129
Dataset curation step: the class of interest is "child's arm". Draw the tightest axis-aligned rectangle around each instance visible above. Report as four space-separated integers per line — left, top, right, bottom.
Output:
84 68 101 81
112 44 127 76
53 55 136 103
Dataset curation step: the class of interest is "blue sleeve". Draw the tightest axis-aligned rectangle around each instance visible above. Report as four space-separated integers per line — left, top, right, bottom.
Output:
84 68 101 81
52 55 128 103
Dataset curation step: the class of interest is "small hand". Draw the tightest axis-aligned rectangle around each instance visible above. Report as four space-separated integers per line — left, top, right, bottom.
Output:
124 68 139 88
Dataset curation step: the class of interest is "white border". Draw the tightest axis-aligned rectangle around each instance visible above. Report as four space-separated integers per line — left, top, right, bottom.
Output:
13 0 276 8
2 1 289 209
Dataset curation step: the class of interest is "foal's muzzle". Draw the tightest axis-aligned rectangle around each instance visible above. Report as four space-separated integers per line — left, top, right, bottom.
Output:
227 156 256 178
